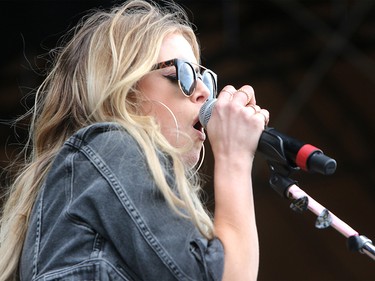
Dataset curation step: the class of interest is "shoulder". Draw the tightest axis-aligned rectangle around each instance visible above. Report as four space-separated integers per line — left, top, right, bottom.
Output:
65 122 141 155
68 122 133 145
61 122 149 173
61 122 173 182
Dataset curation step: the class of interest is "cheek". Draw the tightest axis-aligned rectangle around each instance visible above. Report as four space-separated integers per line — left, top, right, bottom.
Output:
138 76 169 115
139 76 181 108
138 76 191 141
138 76 159 101
158 106 192 146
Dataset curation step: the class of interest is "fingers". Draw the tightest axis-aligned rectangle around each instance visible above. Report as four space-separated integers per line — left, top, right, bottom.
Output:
218 86 236 101
257 109 270 127
217 85 269 127
247 105 270 127
232 85 255 106
208 85 270 159
218 85 255 105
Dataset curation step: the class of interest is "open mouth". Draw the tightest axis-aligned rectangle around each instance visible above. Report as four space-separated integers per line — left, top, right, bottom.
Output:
193 120 203 131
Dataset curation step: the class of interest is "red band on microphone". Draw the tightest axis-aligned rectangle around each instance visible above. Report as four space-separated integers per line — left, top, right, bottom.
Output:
296 144 321 171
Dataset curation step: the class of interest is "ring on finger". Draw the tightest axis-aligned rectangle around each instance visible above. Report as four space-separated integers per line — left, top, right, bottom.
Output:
249 104 260 113
221 89 235 99
258 111 269 126
237 88 251 105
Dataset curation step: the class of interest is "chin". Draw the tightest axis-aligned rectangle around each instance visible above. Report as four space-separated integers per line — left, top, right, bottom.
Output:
182 148 202 168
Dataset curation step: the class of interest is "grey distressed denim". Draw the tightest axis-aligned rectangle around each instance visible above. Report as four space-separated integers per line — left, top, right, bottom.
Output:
20 122 224 281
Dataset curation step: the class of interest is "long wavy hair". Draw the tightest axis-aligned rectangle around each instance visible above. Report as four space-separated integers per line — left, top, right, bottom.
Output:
0 1 214 279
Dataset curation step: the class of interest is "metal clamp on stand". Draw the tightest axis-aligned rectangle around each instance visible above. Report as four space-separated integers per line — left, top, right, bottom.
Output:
348 235 375 260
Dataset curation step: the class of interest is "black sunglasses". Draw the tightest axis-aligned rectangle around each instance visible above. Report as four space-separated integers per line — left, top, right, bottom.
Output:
153 58 218 99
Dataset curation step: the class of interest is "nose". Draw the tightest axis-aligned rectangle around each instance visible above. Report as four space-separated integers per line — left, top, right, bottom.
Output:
190 78 211 103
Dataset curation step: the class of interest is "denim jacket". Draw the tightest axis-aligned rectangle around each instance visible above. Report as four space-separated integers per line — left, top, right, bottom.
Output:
20 122 224 281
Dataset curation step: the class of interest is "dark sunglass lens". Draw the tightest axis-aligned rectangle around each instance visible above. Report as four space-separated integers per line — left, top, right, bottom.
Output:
202 71 216 98
179 62 196 96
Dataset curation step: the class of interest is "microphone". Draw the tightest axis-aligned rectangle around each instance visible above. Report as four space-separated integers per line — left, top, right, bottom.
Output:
199 99 337 175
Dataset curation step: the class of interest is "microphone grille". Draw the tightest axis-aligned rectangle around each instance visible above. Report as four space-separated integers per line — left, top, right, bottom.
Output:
199 99 217 128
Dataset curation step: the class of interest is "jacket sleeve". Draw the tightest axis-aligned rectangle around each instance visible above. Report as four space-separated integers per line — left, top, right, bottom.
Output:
65 123 224 281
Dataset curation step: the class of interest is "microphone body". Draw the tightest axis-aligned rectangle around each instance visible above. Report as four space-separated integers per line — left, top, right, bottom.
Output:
199 99 337 175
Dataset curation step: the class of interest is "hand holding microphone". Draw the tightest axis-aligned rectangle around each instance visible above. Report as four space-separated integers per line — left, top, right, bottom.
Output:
199 90 337 175
202 86 270 161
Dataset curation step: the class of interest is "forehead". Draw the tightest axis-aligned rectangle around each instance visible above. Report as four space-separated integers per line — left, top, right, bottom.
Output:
157 33 197 64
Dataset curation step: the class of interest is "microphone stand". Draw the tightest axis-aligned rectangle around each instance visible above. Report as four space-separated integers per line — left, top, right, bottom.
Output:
266 164 375 261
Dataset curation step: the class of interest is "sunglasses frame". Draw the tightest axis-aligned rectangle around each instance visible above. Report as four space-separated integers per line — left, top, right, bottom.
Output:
153 58 218 99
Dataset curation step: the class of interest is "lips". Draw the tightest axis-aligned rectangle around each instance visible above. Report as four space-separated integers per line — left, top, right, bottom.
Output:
192 118 206 142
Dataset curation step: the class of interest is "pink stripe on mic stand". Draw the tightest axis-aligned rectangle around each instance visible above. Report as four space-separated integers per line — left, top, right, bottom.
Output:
288 184 359 238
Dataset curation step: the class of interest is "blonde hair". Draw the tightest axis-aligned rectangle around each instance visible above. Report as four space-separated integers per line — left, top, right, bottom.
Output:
0 1 214 279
